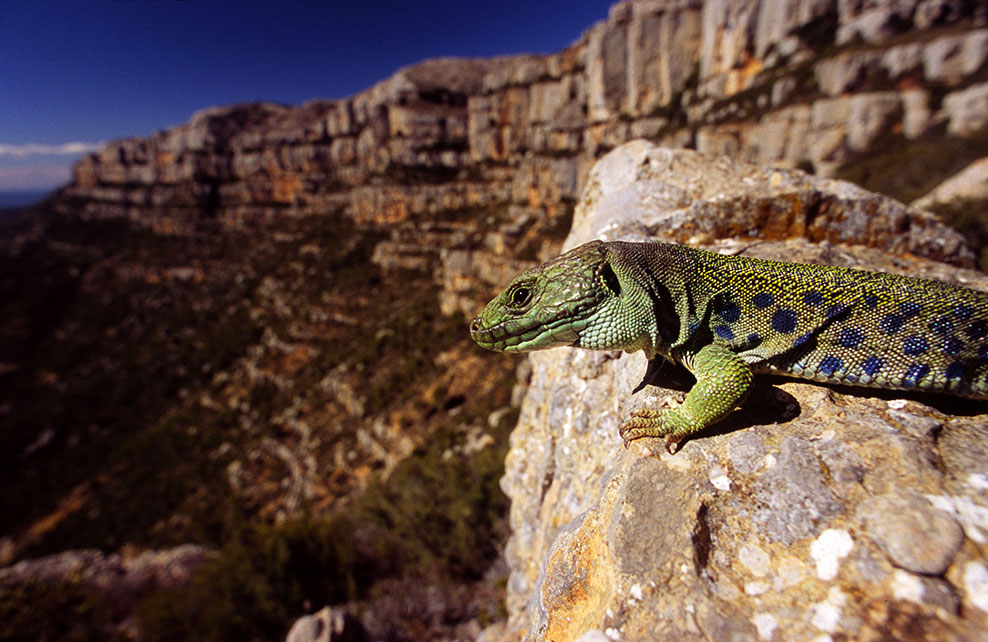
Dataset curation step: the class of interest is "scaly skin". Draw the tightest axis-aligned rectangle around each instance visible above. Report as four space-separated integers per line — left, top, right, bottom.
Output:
470 240 988 451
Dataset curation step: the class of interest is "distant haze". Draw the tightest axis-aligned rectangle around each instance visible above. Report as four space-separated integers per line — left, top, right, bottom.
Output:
0 189 53 209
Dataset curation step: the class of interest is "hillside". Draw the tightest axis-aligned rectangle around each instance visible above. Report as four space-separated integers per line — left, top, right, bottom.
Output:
4 0 988 640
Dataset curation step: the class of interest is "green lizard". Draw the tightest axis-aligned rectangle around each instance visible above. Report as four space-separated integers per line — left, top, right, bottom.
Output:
470 240 988 451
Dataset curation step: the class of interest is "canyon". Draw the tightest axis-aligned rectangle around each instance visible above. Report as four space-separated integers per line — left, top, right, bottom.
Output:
4 0 988 640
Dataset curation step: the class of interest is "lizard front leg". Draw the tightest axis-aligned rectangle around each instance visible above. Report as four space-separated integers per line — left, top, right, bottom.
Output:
620 343 753 452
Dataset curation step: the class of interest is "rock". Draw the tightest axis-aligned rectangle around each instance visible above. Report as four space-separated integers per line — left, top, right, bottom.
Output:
55 1 988 270
922 31 988 83
913 157 988 211
846 92 902 151
492 142 988 641
0 544 213 594
857 492 965 575
943 82 988 136
0 545 215 639
284 606 365 642
568 141 972 264
833 0 965 45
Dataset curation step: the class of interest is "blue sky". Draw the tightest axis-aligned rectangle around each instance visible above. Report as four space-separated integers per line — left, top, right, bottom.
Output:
0 0 613 191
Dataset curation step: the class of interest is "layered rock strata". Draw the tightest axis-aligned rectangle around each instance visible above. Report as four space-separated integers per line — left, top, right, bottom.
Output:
58 0 988 316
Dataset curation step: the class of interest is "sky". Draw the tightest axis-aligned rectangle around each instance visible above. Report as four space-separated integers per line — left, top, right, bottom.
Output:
0 0 614 192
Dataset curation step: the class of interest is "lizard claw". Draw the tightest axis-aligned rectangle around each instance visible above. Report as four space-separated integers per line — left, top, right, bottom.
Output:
664 435 683 454
620 408 679 451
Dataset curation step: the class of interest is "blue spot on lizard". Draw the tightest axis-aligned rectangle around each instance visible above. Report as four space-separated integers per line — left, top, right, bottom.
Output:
929 316 954 335
861 356 883 377
904 363 931 386
838 327 864 349
943 336 964 356
954 304 975 320
803 291 824 306
946 362 965 380
752 292 773 308
713 324 734 340
819 355 843 376
713 295 741 323
904 335 929 356
967 320 988 341
772 308 798 334
794 332 814 348
881 313 904 335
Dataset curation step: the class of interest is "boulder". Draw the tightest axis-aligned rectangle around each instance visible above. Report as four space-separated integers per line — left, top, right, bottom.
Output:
913 157 988 211
493 141 988 641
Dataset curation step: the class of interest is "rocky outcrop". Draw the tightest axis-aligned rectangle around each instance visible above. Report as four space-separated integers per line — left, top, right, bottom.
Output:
486 141 988 642
285 606 366 642
57 1 988 316
913 156 988 210
0 545 214 639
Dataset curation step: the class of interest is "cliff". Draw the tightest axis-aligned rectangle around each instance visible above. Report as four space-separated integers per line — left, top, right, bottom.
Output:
491 141 988 642
58 0 988 314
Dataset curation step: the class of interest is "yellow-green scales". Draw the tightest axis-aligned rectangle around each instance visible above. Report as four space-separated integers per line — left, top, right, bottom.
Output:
470 241 988 450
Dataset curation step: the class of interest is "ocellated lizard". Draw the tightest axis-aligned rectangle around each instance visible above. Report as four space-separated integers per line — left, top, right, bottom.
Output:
470 240 988 450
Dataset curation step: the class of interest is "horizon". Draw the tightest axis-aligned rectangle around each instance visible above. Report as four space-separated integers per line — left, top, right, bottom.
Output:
0 0 613 192
0 187 54 209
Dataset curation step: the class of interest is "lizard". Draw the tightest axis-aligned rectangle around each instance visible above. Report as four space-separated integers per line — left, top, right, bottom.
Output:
469 240 988 451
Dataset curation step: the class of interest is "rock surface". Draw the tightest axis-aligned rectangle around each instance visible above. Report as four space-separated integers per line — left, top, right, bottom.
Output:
284 606 366 642
913 157 988 210
489 142 988 641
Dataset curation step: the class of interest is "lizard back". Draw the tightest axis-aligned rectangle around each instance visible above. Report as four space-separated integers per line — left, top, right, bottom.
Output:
618 242 988 397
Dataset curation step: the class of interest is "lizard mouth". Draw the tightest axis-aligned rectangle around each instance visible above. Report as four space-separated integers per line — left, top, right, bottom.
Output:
470 314 581 352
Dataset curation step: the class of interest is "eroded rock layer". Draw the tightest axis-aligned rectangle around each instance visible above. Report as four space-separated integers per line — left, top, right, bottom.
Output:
58 1 988 317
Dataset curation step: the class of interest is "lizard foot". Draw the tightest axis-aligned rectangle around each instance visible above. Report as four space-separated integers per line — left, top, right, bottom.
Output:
619 408 685 454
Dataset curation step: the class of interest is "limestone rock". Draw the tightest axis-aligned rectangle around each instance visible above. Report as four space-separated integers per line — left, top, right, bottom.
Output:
568 141 972 264
913 157 988 211
493 142 988 641
0 543 213 595
284 606 365 642
944 82 988 136
57 0 988 253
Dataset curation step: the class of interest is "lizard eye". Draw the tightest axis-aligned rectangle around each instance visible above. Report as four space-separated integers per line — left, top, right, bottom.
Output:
509 285 532 308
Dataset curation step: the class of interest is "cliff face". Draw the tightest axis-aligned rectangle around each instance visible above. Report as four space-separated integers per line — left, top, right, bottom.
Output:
493 141 988 642
59 0 988 311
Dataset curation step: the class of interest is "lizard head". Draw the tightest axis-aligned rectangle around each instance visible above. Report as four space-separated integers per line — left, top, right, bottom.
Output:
470 240 644 353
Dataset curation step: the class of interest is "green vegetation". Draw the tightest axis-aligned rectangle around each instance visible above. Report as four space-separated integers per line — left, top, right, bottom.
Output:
137 409 514 642
0 576 117 642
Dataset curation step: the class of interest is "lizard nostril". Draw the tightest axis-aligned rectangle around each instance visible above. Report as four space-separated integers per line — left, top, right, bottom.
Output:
470 318 481 333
